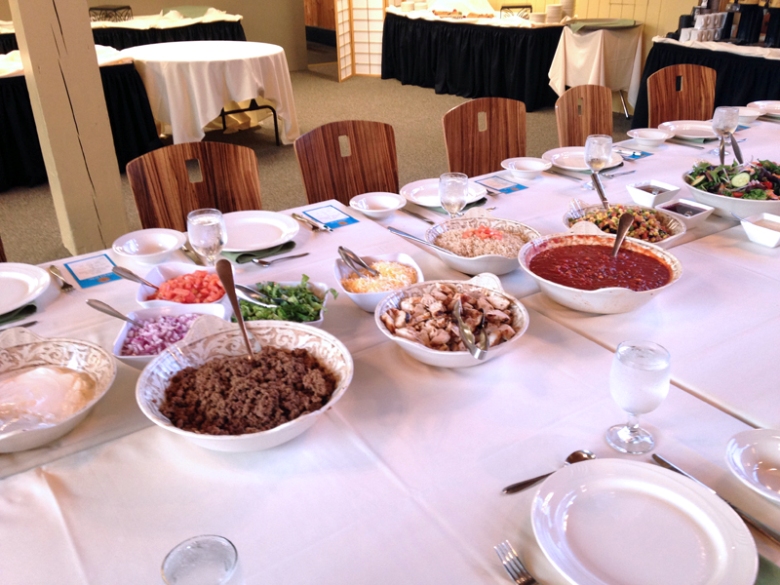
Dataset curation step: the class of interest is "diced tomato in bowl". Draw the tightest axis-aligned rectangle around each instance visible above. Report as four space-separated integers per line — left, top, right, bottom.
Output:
135 262 227 309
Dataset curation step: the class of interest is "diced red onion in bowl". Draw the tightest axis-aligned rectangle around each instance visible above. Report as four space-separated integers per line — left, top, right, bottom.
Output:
120 314 200 356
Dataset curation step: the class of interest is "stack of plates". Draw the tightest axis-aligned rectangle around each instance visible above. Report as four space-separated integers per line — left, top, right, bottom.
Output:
748 100 780 118
561 0 575 18
546 4 562 23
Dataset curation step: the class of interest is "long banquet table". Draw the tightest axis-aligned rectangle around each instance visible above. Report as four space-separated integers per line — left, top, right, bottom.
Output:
2 122 780 583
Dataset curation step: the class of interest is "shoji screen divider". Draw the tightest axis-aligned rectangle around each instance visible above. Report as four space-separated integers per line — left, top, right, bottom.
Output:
335 0 388 80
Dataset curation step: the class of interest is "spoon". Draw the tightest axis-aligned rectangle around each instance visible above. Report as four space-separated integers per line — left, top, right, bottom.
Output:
611 213 634 259
235 284 277 308
454 297 488 360
251 252 310 267
387 227 458 256
112 266 159 290
502 449 596 494
86 299 144 327
216 259 255 360
338 246 380 278
591 171 610 210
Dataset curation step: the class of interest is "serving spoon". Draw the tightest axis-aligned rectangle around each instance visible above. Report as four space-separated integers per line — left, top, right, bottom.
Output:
86 299 143 328
112 266 159 290
216 259 255 360
502 449 596 494
611 213 635 258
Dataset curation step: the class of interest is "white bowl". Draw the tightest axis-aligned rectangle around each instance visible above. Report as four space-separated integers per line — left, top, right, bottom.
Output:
626 128 673 147
112 304 228 370
519 233 682 314
374 274 530 368
349 192 405 219
112 229 186 264
656 198 715 230
425 217 541 275
334 252 424 313
740 212 780 248
501 157 552 180
0 328 116 453
683 173 780 218
737 106 762 124
626 180 680 208
136 317 353 452
136 262 227 309
235 279 331 327
726 429 780 504
563 204 686 249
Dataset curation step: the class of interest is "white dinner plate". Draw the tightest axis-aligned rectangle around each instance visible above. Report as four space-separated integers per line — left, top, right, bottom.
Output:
748 100 780 118
0 263 51 315
400 178 487 208
221 211 299 252
531 459 757 585
658 120 718 140
726 429 780 504
541 147 622 172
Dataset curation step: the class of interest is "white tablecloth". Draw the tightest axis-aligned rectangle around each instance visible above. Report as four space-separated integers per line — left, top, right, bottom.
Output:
120 41 300 145
549 24 644 106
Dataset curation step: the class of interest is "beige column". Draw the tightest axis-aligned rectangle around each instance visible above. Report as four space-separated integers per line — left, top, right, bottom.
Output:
9 0 129 254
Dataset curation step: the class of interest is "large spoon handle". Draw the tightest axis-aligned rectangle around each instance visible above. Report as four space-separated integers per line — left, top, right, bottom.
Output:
86 299 143 327
112 266 159 290
611 213 634 258
502 471 554 494
591 171 609 210
216 259 254 360
730 133 744 164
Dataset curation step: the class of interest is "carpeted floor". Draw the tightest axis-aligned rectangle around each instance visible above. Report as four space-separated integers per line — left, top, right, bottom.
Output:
0 69 631 265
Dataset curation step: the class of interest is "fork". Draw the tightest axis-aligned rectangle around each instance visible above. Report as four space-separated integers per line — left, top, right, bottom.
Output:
493 541 537 585
48 265 75 293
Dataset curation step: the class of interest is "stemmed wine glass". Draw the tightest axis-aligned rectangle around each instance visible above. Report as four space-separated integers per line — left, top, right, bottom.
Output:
439 172 470 219
711 106 739 165
584 134 612 209
606 340 671 455
187 208 227 266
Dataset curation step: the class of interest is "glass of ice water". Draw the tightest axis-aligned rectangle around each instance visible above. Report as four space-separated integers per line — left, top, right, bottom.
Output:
439 172 469 219
711 106 740 162
605 340 671 455
161 534 240 585
187 209 227 266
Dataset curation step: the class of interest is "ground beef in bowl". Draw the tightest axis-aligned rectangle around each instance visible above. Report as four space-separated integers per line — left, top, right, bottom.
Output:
160 346 337 435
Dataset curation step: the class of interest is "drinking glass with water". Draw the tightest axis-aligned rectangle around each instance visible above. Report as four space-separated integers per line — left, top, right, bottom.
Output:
187 209 227 266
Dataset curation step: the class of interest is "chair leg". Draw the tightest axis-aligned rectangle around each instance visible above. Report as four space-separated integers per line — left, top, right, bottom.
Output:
618 90 630 119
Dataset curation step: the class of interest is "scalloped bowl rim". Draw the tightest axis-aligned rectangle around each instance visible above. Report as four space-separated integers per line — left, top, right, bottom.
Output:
562 203 686 248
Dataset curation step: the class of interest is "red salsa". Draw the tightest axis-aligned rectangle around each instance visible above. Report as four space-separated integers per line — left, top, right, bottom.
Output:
529 245 672 291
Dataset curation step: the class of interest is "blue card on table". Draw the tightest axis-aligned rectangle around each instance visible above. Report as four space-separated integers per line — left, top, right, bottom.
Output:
64 254 120 288
475 175 528 194
303 205 359 229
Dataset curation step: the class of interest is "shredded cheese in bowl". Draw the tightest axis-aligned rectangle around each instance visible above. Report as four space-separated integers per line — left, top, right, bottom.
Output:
341 261 419 293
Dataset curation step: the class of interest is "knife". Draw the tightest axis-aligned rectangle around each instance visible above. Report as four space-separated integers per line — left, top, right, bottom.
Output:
400 208 435 225
545 168 586 182
666 138 705 150
652 454 780 547
292 212 333 233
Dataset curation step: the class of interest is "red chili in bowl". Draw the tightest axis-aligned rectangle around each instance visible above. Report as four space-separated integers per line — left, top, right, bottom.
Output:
529 245 671 291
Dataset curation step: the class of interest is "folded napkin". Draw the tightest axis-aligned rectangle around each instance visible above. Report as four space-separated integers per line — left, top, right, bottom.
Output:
221 241 296 264
569 18 637 32
0 304 36 326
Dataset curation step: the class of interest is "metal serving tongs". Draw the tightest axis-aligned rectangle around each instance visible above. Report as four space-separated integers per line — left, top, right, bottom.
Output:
454 296 488 360
338 246 379 278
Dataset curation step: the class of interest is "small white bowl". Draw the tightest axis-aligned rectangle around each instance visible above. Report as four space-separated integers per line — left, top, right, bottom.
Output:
334 252 424 313
740 212 780 248
425 217 541 275
501 157 552 180
626 128 673 147
626 180 680 208
726 429 780 504
136 262 227 309
656 198 715 230
112 305 228 370
349 192 405 219
737 106 762 124
112 229 186 264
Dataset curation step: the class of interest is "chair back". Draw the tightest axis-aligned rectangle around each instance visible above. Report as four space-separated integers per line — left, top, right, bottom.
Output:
647 64 716 128
126 141 262 231
555 85 613 147
442 97 526 177
294 120 399 205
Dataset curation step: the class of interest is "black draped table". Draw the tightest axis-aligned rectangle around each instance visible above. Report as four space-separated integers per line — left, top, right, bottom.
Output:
0 20 245 53
632 39 780 128
381 12 562 111
0 63 161 193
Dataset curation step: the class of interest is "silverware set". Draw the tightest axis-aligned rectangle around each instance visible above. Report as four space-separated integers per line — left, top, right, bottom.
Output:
48 265 74 293
292 212 332 233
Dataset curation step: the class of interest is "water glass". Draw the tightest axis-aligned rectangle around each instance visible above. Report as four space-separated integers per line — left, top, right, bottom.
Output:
439 172 469 219
606 340 671 455
161 535 240 585
711 106 740 164
584 134 613 174
187 209 227 266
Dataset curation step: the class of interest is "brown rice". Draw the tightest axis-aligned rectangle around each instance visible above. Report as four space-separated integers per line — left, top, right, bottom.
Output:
434 227 529 258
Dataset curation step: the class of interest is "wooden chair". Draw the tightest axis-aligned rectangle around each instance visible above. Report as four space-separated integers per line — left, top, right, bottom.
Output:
0 234 6 262
294 120 399 205
126 141 262 231
647 64 717 128
442 97 527 177
555 85 613 147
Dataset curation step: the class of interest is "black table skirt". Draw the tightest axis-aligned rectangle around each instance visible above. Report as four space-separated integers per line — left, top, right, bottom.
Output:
632 41 780 128
0 21 245 53
0 63 162 193
381 12 562 111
